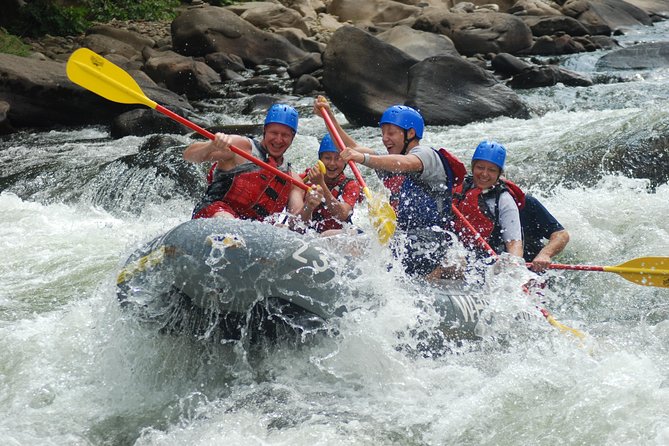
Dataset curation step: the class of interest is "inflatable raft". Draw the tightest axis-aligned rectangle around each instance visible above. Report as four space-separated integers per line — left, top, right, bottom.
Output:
116 218 489 344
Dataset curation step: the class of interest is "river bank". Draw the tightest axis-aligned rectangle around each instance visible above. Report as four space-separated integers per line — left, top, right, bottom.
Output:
3 0 668 138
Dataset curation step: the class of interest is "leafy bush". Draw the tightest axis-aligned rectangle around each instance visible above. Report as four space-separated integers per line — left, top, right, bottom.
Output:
0 27 31 56
7 0 183 38
13 0 89 37
87 0 181 22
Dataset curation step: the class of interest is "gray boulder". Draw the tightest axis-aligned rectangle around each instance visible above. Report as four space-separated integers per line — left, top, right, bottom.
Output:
562 0 653 35
0 53 191 131
407 55 531 126
171 5 310 67
376 25 459 60
596 41 669 70
322 26 418 126
412 9 534 56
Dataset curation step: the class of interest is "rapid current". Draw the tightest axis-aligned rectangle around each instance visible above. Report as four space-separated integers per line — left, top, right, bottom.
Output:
1 21 668 446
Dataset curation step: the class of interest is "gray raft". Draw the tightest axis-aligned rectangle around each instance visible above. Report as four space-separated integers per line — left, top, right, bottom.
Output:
116 218 488 344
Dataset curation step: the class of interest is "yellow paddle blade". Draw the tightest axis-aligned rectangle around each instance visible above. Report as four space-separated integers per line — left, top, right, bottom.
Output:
543 312 586 340
363 187 397 244
605 256 669 288
66 48 157 108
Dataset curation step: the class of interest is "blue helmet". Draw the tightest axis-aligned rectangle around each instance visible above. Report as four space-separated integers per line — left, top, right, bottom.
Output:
318 134 338 155
264 104 298 133
472 141 506 171
379 105 424 139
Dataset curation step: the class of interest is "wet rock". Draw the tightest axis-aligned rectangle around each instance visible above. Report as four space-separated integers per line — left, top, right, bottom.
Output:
110 108 191 138
596 41 669 70
171 5 309 67
376 25 459 60
407 54 531 125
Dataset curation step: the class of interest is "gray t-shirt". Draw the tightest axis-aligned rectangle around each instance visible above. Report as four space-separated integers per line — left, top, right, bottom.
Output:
484 192 522 242
408 145 449 190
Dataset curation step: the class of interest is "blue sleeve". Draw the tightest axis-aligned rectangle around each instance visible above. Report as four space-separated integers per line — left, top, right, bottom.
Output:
520 195 564 240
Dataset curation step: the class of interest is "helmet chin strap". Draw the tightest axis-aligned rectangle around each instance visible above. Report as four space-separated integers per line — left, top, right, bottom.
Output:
400 130 418 155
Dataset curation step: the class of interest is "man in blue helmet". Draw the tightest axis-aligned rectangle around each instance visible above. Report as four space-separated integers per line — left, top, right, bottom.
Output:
314 96 466 278
184 104 322 222
453 141 523 258
301 134 362 233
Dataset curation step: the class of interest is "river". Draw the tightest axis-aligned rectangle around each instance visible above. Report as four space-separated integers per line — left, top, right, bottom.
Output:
1 21 668 446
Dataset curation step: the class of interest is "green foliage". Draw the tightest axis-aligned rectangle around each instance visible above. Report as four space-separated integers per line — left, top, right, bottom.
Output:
13 0 89 37
207 0 237 5
6 0 183 38
0 27 31 56
87 0 181 22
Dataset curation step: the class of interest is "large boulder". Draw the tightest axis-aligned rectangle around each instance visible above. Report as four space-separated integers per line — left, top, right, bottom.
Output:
110 109 191 138
0 53 191 130
623 0 669 18
520 15 591 37
561 0 653 35
322 26 532 127
406 55 531 126
327 0 421 26
595 41 669 70
142 50 221 99
171 5 310 67
376 25 459 60
508 0 563 16
412 9 534 56
230 2 311 35
322 26 418 126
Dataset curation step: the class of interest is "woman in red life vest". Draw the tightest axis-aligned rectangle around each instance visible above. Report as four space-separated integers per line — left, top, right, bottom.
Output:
453 141 523 258
302 134 362 234
184 104 323 222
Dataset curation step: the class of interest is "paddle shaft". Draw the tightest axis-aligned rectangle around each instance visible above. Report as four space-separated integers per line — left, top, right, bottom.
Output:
157 105 309 192
529 259 669 288
453 203 586 339
535 262 660 274
451 205 497 258
319 109 374 199
66 49 308 193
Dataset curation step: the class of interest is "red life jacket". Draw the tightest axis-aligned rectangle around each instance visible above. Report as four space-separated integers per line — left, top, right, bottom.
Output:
381 173 405 211
452 177 525 247
194 145 293 221
311 174 357 232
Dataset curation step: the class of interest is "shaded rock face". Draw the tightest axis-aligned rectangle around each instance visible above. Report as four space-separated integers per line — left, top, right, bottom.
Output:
596 41 669 70
110 109 191 138
406 55 531 126
412 10 534 56
322 26 418 126
0 53 130 128
322 26 530 127
171 5 310 67
562 0 653 35
376 25 459 60
90 135 205 214
0 52 191 130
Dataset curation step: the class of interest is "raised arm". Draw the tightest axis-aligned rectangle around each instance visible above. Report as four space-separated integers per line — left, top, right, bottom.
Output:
183 133 253 166
340 149 423 173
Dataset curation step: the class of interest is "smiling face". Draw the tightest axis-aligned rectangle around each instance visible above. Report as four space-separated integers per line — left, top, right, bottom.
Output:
381 124 414 155
262 123 295 160
472 160 502 190
319 151 347 182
